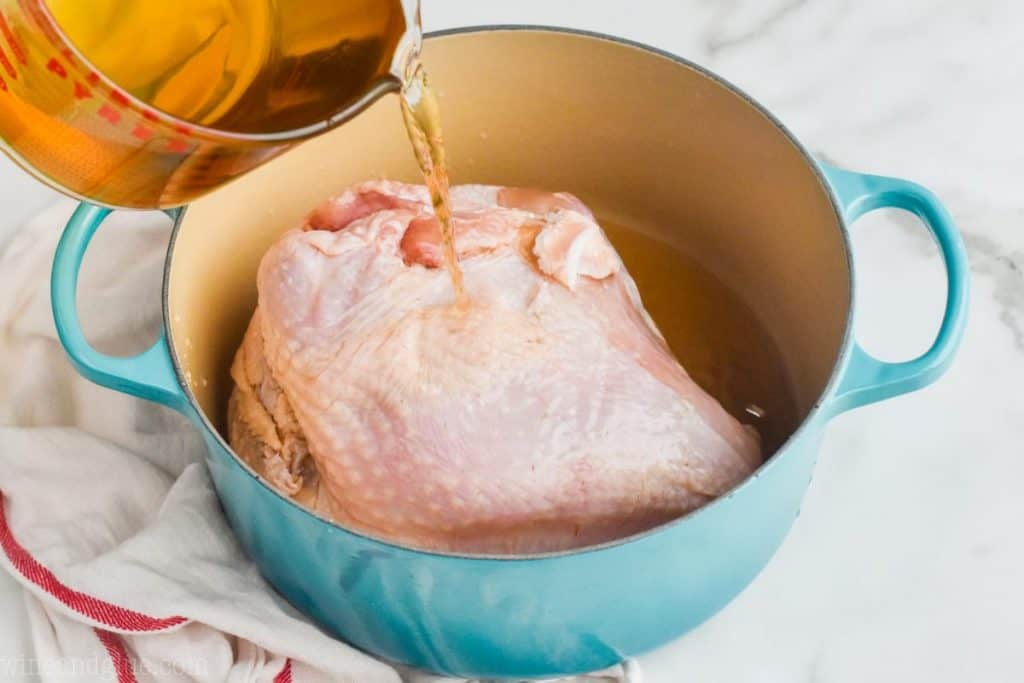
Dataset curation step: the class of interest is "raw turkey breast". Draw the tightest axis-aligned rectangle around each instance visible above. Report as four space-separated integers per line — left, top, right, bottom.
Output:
228 181 761 554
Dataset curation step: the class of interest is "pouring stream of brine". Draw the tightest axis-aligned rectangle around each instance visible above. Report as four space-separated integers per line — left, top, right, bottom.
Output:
400 59 468 305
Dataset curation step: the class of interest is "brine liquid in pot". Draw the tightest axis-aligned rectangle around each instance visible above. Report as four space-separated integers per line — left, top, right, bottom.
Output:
602 220 800 453
399 58 467 304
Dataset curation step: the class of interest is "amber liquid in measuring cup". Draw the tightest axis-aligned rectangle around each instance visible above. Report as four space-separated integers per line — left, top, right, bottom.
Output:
0 0 418 207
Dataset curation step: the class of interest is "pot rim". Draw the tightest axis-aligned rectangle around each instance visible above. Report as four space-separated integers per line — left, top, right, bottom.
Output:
162 24 855 562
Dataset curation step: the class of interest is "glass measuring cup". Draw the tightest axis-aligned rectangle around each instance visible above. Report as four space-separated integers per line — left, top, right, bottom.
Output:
0 0 420 208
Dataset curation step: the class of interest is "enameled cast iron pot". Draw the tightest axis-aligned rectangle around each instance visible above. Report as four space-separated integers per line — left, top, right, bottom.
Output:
50 27 968 680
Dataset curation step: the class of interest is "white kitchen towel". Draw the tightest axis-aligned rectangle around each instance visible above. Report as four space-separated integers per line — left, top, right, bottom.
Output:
0 201 637 683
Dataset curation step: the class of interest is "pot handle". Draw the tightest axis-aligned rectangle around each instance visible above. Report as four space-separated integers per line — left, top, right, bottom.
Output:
51 203 189 414
820 163 969 415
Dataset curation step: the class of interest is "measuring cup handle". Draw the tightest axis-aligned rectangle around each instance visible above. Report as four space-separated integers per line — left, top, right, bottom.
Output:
51 203 189 414
820 162 969 416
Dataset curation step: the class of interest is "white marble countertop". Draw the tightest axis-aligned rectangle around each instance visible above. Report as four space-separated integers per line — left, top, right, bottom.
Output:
2 1 1022 681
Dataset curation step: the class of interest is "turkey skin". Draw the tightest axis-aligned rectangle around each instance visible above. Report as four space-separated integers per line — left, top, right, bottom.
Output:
228 181 761 553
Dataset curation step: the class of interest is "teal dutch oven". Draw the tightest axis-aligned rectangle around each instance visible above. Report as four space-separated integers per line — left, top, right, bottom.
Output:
50 27 968 680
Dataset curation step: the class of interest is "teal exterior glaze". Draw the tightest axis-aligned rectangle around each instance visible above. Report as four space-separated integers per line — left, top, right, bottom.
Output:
819 163 969 416
49 30 970 681
51 204 189 414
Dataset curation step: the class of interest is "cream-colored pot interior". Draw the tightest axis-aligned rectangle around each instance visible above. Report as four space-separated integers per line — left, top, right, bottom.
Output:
167 28 849 442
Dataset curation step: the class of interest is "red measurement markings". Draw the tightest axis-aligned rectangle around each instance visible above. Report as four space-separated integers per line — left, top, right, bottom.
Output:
165 138 190 154
73 81 92 100
0 16 26 64
0 76 7 92
98 104 120 125
131 125 154 141
142 110 159 123
110 90 130 107
173 123 192 136
46 57 66 78
86 72 99 87
0 47 14 79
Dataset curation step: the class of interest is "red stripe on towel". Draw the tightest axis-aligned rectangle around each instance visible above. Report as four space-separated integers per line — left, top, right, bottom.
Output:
274 658 293 683
0 492 186 631
95 629 138 683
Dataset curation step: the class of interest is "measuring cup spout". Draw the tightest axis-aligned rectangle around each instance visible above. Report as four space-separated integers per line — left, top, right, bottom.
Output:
389 0 425 81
